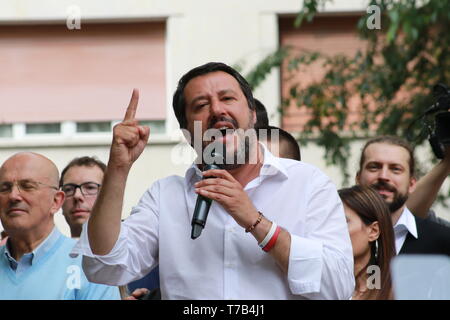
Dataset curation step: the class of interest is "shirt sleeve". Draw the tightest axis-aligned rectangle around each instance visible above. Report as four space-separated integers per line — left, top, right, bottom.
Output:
287 169 355 299
70 182 160 286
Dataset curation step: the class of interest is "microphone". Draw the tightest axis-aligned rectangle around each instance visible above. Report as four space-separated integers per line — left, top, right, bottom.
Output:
191 144 226 239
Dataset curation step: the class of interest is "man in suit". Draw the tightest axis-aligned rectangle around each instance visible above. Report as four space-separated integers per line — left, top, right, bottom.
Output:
356 136 450 255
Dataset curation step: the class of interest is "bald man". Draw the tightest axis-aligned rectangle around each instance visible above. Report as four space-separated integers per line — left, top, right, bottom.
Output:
0 152 120 300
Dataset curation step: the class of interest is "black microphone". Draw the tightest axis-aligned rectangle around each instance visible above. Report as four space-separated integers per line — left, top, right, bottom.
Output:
191 144 226 239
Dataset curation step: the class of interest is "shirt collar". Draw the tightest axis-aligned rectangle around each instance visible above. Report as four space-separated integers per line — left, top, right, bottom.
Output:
4 226 62 266
184 142 289 188
259 142 289 179
394 207 418 239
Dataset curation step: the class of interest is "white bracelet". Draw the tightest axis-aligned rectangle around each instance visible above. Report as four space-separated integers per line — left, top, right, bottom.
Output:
258 221 277 248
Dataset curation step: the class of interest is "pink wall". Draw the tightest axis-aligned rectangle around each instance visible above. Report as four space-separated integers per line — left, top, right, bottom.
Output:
279 15 366 133
0 22 166 124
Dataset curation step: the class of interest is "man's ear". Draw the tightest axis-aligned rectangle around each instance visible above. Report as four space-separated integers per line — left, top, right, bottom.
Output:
368 221 380 242
50 191 65 216
408 176 417 194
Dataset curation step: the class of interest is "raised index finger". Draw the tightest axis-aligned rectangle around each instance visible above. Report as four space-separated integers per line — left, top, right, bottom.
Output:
123 88 139 121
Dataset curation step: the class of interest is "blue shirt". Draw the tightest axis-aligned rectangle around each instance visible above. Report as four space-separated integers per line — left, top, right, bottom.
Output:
127 266 160 293
0 227 120 300
4 227 61 275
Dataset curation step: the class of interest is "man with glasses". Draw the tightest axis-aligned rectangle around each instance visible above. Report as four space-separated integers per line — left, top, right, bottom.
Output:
60 156 160 299
60 156 105 238
0 152 120 299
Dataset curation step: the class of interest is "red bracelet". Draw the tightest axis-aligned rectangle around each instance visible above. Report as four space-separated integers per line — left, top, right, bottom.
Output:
262 226 281 252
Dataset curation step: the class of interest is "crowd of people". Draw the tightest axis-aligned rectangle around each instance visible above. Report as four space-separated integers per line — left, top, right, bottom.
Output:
1 62 450 300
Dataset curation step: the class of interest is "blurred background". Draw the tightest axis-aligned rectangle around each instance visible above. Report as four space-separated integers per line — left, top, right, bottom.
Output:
1 0 449 235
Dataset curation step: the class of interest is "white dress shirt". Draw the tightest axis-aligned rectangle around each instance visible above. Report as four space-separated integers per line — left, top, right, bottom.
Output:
72 145 354 300
393 207 418 254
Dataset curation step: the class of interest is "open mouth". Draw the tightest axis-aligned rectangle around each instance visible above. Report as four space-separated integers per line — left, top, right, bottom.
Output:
218 127 235 136
209 122 236 140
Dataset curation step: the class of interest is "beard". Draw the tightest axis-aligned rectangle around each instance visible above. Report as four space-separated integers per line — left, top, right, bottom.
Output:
371 180 409 214
205 134 254 170
195 113 257 170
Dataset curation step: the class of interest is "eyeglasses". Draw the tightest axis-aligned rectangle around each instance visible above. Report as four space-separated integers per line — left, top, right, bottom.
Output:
0 179 58 194
61 182 101 197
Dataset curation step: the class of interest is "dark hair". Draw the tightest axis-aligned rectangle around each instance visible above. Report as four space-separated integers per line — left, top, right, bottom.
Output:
172 62 256 129
261 125 301 161
254 99 269 128
60 156 107 187
339 185 396 300
359 135 415 177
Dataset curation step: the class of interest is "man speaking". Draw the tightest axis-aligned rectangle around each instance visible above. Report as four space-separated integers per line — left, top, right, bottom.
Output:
72 62 354 299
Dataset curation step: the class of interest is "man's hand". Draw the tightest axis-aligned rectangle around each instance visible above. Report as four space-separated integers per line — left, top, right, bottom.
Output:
124 288 150 300
194 169 260 229
194 169 291 273
109 89 150 171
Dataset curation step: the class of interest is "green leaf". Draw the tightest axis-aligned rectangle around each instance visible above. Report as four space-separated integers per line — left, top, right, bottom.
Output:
245 0 450 206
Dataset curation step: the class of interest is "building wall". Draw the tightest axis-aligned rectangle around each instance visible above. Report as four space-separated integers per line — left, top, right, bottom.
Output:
0 22 167 124
279 14 366 132
1 0 448 236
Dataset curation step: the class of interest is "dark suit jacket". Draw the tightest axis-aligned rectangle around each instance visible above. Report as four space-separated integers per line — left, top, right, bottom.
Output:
400 216 450 256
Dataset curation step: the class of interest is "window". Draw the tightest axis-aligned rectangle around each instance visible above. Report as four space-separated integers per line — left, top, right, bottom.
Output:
26 123 61 134
76 121 111 133
0 22 166 128
0 124 13 138
279 15 364 132
140 120 166 134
